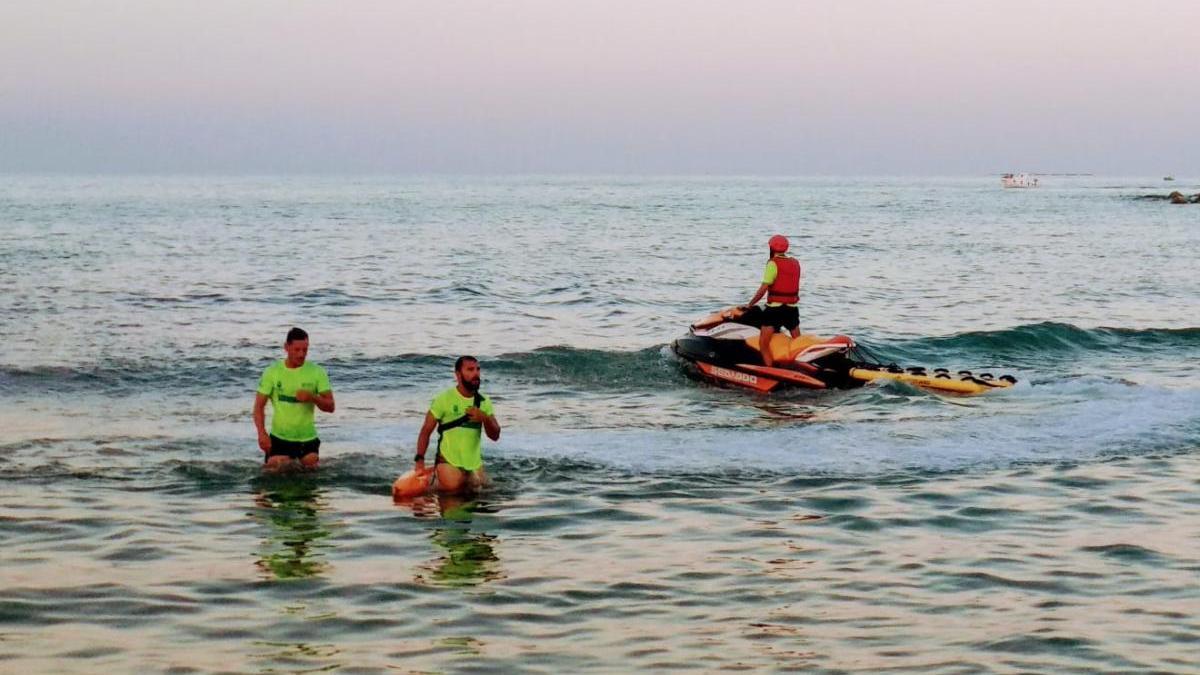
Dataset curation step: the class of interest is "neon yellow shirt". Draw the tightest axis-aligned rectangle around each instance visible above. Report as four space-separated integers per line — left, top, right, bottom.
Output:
761 254 799 307
256 360 331 442
430 387 495 471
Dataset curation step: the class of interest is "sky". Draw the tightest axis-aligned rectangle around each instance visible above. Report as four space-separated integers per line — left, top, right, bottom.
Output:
2 0 1198 175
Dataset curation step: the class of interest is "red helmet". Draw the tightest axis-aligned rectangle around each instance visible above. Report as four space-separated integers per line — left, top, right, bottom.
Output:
768 234 789 253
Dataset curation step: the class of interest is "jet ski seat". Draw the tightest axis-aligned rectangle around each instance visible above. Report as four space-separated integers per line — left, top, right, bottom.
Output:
744 333 829 365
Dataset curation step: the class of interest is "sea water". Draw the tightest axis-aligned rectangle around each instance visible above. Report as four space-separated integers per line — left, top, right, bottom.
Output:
1 175 1198 672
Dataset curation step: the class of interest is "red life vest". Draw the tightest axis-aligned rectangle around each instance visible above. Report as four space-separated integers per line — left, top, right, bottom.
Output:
767 255 801 305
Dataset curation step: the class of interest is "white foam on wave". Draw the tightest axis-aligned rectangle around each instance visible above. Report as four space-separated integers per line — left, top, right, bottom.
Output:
504 378 1200 476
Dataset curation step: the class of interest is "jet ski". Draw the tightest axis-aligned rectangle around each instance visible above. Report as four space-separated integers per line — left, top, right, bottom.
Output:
671 306 1016 394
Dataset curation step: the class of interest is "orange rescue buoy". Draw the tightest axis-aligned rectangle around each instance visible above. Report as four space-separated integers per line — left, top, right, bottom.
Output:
392 467 433 500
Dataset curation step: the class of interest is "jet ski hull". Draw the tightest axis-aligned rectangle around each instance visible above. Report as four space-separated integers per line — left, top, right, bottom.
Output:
695 361 785 392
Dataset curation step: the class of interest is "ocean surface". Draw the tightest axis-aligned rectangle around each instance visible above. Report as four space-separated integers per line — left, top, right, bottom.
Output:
1 175 1198 673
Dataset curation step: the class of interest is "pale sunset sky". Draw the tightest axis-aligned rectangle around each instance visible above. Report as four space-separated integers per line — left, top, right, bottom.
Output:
2 0 1197 174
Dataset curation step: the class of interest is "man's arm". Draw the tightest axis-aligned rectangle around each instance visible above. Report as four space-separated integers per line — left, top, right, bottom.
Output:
467 406 501 441
745 283 769 308
294 389 335 413
482 413 501 442
414 411 438 467
253 393 271 452
746 259 777 308
313 390 335 413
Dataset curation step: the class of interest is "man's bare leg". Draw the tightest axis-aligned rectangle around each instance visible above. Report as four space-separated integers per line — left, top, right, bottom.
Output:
466 466 490 492
436 463 489 494
264 455 297 472
759 326 777 367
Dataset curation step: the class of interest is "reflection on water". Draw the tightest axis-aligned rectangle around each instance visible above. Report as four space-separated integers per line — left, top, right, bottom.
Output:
436 636 485 656
250 475 334 580
752 399 820 423
250 640 342 665
417 494 504 588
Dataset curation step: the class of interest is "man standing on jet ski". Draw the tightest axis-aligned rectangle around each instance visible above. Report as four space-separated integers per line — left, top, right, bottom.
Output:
741 235 802 367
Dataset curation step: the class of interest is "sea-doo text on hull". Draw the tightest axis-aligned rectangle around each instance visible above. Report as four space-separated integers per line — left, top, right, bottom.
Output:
672 307 1016 394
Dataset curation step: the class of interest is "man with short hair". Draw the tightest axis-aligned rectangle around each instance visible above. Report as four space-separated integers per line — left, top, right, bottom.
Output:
413 356 501 493
744 234 802 367
253 327 335 470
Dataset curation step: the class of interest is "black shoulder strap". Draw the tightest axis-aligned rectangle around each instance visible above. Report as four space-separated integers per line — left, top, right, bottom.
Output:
436 392 485 437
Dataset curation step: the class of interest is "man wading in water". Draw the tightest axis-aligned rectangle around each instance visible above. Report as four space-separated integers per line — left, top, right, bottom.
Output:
252 327 335 471
412 356 501 493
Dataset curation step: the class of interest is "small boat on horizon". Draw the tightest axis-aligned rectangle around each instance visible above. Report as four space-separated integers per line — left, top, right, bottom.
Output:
1001 173 1039 188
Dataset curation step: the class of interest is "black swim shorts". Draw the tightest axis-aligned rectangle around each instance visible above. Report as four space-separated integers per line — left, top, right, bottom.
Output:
762 304 799 331
432 451 476 472
266 436 321 461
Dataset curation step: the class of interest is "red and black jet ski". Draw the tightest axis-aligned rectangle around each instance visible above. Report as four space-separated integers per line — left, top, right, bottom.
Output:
672 306 1017 394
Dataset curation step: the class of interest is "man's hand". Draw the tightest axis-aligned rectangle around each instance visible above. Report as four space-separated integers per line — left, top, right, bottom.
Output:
294 389 335 413
465 406 488 423
258 430 271 453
